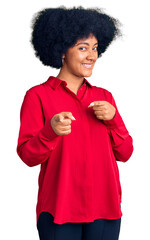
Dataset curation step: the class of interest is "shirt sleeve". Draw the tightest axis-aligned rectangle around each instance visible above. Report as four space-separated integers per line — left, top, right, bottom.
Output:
16 89 60 167
102 93 134 162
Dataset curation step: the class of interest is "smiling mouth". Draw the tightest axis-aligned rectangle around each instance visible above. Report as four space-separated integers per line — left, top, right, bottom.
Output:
82 63 93 69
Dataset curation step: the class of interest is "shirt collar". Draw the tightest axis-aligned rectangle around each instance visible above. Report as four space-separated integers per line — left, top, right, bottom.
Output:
46 76 93 90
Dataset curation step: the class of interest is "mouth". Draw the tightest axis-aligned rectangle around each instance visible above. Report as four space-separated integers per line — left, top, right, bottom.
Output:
82 63 93 69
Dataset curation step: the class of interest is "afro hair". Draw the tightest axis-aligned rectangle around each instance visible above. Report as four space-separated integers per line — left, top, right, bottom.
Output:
30 5 122 69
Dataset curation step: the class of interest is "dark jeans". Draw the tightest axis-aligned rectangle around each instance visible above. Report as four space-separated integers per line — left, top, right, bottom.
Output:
37 212 121 240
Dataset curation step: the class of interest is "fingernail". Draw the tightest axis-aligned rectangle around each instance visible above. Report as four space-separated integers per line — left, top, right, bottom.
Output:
72 116 76 120
88 102 94 107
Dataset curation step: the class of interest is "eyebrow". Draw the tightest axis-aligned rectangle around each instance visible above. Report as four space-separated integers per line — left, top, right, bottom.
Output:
76 42 98 46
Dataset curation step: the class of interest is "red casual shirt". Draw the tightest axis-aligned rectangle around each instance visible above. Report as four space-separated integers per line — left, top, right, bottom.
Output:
16 76 134 225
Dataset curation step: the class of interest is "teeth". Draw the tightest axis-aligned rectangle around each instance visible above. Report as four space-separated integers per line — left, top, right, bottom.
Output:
82 64 92 68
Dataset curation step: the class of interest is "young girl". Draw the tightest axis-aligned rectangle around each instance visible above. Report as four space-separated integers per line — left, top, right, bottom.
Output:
16 6 133 240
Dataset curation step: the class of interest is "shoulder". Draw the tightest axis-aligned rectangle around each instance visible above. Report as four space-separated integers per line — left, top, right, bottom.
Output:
24 81 48 101
26 83 44 95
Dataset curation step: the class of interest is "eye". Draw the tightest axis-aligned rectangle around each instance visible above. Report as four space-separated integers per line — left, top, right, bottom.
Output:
93 47 98 50
79 47 86 50
79 47 98 51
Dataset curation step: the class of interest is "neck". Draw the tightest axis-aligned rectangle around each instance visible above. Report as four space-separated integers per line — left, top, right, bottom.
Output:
56 67 85 92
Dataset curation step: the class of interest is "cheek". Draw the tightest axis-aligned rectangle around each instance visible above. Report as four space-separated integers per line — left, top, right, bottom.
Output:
70 50 85 61
78 52 86 61
65 51 86 70
69 55 83 68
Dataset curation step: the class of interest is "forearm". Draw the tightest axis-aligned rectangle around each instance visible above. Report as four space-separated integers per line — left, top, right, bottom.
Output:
103 95 134 162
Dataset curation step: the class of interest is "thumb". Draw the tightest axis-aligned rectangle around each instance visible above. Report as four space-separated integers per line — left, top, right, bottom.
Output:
61 112 76 121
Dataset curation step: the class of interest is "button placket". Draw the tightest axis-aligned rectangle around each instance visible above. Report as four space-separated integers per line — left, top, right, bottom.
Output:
76 100 94 216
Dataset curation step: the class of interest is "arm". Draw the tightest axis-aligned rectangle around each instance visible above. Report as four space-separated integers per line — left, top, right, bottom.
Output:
103 93 134 162
16 89 60 167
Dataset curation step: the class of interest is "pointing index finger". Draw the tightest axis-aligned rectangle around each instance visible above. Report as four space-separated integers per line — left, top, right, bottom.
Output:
88 102 94 108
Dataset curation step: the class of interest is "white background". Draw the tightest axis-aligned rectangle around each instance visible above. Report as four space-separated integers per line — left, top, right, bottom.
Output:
0 0 149 239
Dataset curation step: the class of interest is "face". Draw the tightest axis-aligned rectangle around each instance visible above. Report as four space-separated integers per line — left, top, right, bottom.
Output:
62 33 98 78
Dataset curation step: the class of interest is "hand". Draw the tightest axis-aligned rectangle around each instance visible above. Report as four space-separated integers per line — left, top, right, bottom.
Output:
51 112 76 136
88 101 116 121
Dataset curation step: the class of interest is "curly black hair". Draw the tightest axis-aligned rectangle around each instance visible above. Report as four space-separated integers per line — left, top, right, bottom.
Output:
30 5 122 69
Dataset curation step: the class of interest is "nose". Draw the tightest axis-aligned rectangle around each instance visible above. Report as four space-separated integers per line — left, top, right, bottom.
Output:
86 49 97 61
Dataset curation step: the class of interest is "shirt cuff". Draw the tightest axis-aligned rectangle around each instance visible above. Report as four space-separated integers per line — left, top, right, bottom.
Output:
38 118 59 150
103 108 124 128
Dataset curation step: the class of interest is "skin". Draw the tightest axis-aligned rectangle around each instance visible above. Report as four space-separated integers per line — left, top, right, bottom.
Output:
51 33 116 136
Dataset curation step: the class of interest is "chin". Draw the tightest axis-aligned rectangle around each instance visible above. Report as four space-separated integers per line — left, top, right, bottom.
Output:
83 71 92 77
